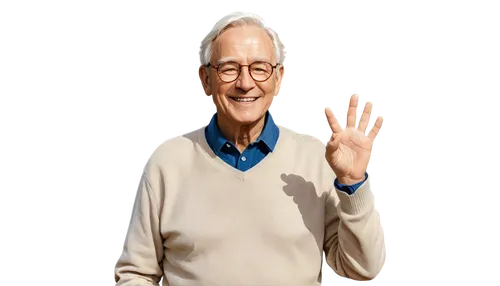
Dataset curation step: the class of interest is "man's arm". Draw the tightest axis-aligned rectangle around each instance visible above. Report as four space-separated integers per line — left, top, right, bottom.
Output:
323 176 386 280
114 172 164 286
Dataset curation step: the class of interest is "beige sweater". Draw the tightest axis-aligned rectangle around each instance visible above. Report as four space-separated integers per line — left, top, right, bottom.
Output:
114 126 385 285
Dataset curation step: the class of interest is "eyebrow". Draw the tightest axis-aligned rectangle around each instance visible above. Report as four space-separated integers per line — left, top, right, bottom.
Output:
215 57 273 65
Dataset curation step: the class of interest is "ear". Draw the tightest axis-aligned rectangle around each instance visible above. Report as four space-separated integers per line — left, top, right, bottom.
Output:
274 65 285 96
199 65 211 96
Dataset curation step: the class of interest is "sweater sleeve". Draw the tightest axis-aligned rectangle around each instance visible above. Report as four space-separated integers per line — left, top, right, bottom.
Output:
323 176 386 280
114 172 164 286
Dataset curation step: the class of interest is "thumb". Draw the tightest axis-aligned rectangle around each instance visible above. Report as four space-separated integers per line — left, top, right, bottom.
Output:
326 136 341 152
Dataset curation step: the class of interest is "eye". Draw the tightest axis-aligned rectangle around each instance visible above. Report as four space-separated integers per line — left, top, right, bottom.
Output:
219 63 239 74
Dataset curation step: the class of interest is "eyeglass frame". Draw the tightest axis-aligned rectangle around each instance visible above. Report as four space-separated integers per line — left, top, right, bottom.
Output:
205 61 281 83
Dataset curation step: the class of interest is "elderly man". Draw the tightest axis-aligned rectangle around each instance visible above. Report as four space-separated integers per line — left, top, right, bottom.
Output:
114 12 385 286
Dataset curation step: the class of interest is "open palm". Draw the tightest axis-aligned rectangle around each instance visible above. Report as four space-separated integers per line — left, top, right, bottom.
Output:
325 94 383 185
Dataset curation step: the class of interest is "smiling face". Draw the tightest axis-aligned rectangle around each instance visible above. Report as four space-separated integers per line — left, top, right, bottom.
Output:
199 25 284 127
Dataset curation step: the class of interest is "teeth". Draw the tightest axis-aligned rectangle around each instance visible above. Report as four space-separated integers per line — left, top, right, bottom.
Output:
233 97 257 102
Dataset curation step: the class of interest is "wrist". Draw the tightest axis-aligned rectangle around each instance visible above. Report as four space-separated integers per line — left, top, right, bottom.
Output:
337 174 366 185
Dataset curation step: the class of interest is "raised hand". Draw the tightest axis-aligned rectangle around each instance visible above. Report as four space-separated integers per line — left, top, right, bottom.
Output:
324 94 383 185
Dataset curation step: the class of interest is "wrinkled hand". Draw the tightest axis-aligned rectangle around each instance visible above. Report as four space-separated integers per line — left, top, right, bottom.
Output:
325 94 383 185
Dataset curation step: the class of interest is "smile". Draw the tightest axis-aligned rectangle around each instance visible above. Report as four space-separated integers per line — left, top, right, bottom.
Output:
230 97 259 103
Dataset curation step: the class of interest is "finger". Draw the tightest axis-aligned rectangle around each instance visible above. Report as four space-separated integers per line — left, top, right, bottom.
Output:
358 99 374 133
347 94 359 128
368 116 384 140
325 107 343 134
356 91 361 125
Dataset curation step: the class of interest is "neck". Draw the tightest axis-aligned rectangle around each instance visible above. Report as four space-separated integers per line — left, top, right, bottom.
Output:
217 113 266 153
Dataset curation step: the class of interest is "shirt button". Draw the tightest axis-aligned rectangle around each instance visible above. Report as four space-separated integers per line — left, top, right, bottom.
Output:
226 143 231 148
241 156 247 162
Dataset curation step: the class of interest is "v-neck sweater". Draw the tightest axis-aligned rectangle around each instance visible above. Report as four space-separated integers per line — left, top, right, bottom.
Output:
114 125 386 286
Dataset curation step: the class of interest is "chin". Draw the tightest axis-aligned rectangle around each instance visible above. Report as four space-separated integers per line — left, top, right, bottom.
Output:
228 110 265 125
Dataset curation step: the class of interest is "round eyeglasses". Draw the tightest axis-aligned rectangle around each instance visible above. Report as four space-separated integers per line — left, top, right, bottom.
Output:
206 61 280 83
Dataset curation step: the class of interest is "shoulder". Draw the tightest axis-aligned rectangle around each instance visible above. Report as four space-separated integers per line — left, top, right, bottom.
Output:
144 127 203 172
277 125 327 152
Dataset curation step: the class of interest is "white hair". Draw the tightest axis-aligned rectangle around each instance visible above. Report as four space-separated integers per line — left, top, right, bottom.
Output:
199 12 286 66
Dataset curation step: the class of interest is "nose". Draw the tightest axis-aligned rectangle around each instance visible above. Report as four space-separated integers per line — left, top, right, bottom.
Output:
235 66 255 92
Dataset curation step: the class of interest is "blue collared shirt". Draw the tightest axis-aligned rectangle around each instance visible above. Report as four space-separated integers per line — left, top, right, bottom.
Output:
205 111 366 194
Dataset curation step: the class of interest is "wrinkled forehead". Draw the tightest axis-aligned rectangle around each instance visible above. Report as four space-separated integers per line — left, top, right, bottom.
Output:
211 25 275 64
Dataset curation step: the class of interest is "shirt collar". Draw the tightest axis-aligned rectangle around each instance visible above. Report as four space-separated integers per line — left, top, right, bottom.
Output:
205 111 279 153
